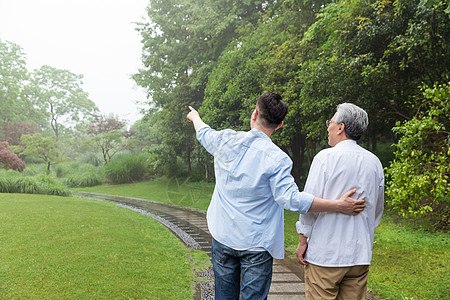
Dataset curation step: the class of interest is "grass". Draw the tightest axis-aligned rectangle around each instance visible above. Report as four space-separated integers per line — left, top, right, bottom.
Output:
75 177 214 211
0 193 194 299
368 215 449 300
284 211 450 300
79 178 450 300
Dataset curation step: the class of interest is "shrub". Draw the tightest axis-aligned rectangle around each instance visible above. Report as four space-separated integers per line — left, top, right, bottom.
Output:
385 82 449 231
65 171 103 188
0 141 26 172
104 153 149 184
0 170 70 196
80 152 103 167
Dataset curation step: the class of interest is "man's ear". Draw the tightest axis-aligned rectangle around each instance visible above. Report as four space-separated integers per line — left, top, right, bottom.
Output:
252 109 258 121
274 121 284 131
337 123 345 135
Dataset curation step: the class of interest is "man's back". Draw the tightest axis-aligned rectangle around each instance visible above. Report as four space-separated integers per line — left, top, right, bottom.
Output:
299 140 384 266
197 125 314 259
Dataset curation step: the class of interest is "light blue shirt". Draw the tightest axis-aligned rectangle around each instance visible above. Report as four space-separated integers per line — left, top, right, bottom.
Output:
197 125 314 259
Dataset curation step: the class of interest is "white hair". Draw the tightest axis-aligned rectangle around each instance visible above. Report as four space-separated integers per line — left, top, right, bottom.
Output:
334 103 368 140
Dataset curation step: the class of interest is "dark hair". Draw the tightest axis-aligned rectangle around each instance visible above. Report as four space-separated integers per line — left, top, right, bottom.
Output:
256 93 288 129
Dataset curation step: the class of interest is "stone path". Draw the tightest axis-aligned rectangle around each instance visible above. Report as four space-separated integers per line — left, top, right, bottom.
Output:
75 192 306 299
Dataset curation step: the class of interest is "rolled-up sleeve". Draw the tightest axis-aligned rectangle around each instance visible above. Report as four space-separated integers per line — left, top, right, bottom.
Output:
269 156 314 214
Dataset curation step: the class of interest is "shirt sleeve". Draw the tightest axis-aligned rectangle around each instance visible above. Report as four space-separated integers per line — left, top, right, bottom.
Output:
296 156 326 237
269 156 314 214
196 124 220 156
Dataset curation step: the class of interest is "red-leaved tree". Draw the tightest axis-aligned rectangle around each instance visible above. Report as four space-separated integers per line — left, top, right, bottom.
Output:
0 121 39 145
0 141 26 172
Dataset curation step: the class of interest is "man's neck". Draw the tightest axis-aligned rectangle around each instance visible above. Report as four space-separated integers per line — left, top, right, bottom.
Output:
252 125 274 138
334 137 353 146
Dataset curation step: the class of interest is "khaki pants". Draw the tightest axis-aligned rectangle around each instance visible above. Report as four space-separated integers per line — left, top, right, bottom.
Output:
305 263 369 300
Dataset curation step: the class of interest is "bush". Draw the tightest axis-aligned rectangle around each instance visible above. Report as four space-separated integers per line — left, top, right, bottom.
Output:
385 82 449 231
80 152 103 167
65 171 103 188
104 153 149 184
0 170 70 196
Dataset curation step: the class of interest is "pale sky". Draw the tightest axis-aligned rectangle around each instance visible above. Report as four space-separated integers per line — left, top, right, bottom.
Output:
0 0 150 125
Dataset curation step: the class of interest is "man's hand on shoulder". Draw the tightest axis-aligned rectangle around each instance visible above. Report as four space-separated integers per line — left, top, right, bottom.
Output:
338 189 365 215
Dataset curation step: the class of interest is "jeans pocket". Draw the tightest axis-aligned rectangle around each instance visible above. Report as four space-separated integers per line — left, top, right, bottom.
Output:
212 239 227 265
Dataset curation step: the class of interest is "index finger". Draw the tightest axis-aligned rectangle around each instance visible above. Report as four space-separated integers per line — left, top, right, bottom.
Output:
188 106 195 111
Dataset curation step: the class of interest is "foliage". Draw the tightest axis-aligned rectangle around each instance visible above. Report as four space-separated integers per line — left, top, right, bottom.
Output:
79 151 104 166
0 120 39 145
85 114 134 164
0 193 194 299
0 141 25 172
63 163 103 188
386 82 449 230
134 0 279 177
64 171 103 188
13 133 62 172
29 65 98 138
0 39 41 125
104 153 150 184
0 169 70 196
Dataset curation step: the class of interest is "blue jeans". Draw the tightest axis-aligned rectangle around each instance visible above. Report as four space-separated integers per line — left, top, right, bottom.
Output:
211 238 273 300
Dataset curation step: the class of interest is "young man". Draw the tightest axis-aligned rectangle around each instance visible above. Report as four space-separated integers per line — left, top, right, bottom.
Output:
187 94 365 300
296 103 384 300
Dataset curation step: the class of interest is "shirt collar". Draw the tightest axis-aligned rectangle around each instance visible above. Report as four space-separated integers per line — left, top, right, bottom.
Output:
250 128 271 140
334 139 357 148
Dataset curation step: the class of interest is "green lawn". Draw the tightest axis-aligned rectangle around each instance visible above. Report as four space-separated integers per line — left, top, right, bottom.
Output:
0 193 194 299
80 178 449 300
75 177 214 211
284 210 449 300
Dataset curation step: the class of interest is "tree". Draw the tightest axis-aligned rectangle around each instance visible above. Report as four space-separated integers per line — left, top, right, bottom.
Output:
30 65 98 138
85 115 133 164
14 133 60 172
0 39 40 124
201 0 335 180
134 0 278 176
0 121 39 145
0 141 26 172
385 82 449 230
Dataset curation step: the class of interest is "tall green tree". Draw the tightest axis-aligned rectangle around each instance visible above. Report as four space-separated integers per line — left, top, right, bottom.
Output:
201 0 334 179
0 39 40 125
135 0 277 174
30 65 98 138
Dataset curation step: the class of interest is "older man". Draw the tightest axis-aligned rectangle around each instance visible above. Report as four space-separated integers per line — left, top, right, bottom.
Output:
187 94 365 300
296 103 384 300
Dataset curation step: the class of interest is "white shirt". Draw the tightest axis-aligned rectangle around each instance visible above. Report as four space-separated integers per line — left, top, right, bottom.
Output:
197 125 315 259
296 140 384 267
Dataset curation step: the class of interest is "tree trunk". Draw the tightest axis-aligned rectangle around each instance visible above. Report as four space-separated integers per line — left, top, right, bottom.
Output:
289 132 307 185
187 148 192 173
